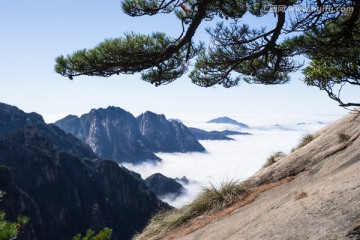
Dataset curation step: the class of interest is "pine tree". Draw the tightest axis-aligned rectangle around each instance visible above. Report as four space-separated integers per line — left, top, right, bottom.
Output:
55 0 360 108
72 227 112 240
0 192 29 240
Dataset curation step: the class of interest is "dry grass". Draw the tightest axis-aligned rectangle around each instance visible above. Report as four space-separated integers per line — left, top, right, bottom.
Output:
163 176 295 240
134 181 250 240
263 152 286 168
134 177 295 240
292 133 315 152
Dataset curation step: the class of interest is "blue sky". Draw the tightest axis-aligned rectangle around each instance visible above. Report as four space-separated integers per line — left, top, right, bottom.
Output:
0 0 355 122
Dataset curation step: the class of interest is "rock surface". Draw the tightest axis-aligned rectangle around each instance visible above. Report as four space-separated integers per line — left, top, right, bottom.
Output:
177 112 360 240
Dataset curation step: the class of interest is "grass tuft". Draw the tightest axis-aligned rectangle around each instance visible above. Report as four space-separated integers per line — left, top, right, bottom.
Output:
263 152 286 168
292 133 315 152
134 181 250 240
298 133 315 148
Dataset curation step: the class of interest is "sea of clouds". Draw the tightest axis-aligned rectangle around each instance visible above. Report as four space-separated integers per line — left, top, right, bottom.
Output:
123 113 342 207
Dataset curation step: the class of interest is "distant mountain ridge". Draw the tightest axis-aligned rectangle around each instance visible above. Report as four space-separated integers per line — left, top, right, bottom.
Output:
207 116 249 128
56 107 205 163
188 128 251 140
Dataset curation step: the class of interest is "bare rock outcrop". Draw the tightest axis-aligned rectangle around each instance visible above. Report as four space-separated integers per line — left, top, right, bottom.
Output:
179 112 360 240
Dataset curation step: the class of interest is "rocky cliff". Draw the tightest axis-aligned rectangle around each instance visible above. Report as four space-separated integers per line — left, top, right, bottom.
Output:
55 107 160 163
0 103 170 240
56 108 205 163
137 111 205 152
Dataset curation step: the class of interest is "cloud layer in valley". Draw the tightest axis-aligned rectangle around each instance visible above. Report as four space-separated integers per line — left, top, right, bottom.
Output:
124 113 340 207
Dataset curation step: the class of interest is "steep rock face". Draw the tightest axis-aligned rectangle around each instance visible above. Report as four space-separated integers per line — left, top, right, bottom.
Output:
145 173 185 198
137 112 205 152
55 107 160 163
0 103 95 159
0 127 169 240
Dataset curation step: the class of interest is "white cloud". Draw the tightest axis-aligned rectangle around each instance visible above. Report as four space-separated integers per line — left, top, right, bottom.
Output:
123 113 341 208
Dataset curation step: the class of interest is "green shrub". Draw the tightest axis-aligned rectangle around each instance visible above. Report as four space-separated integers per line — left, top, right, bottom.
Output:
72 227 112 240
0 191 29 240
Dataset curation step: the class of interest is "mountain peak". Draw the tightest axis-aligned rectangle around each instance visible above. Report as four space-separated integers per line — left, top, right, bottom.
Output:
0 102 21 112
139 111 167 120
0 103 96 159
56 107 206 163
61 114 79 120
145 173 185 198
207 116 249 128
137 111 205 153
56 107 160 163
88 106 131 117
